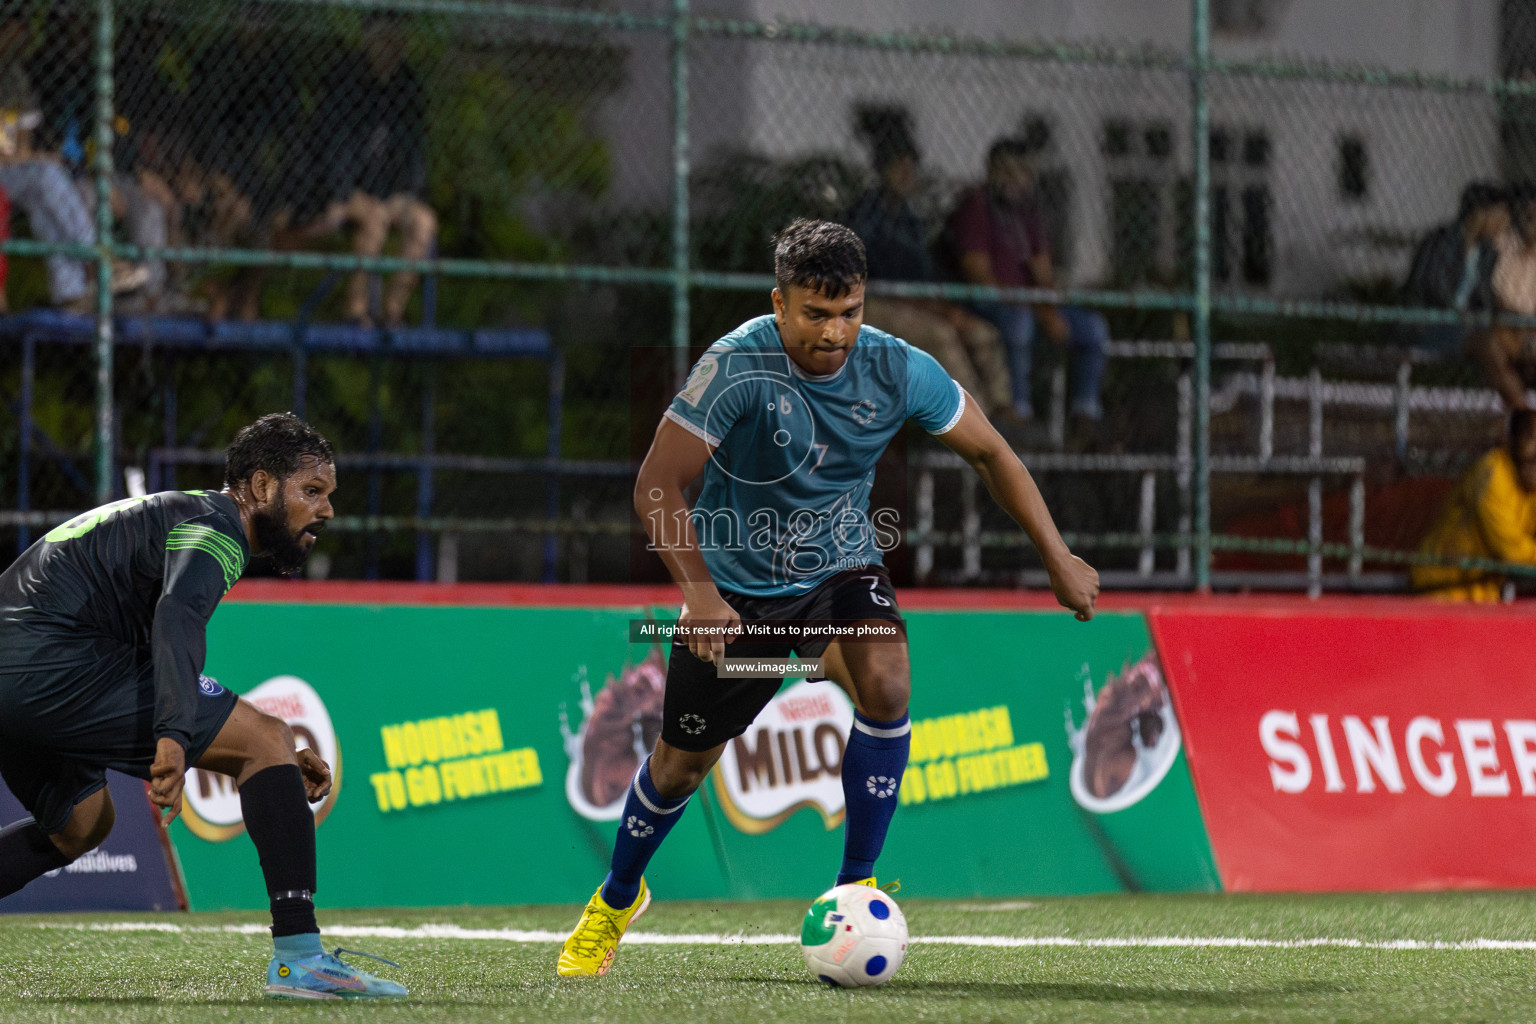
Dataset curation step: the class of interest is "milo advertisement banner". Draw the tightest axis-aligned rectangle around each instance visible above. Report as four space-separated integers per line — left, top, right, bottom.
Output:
174 590 1217 909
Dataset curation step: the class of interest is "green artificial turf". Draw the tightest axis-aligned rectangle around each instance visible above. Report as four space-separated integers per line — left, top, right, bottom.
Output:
0 892 1532 1023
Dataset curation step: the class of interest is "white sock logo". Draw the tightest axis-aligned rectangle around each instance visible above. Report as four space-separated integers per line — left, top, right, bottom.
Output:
625 815 655 838
866 775 898 798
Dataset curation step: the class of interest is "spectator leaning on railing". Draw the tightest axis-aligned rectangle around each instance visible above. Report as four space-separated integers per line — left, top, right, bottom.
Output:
844 113 1012 419
1413 409 1536 603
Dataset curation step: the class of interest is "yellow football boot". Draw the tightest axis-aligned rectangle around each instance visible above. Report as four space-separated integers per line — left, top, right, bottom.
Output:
556 878 652 977
849 877 901 893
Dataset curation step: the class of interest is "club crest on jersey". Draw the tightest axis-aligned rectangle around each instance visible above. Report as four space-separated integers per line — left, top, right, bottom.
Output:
851 399 877 425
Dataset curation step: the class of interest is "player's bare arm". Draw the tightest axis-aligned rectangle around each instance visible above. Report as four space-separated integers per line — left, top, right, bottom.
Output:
634 416 741 663
937 391 1099 620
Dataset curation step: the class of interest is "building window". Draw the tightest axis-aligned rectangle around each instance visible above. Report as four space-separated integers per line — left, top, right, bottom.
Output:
1104 118 1177 286
1176 124 1273 289
1213 0 1287 36
1338 135 1368 201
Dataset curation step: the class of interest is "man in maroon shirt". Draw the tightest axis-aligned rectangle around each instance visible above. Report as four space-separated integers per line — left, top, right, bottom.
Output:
947 137 1108 431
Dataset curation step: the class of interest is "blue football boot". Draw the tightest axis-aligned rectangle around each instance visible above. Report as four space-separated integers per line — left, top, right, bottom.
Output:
264 947 408 1000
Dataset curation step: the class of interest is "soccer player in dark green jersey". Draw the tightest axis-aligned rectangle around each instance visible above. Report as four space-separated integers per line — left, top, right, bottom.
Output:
0 412 405 1000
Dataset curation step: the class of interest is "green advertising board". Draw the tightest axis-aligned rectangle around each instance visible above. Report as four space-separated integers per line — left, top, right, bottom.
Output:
174 602 1217 910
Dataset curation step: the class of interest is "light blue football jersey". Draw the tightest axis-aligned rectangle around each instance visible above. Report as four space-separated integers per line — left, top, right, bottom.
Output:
663 314 964 596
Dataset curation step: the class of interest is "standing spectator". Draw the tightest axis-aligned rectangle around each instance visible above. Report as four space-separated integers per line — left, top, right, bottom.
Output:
1401 181 1508 358
844 116 1011 418
1471 183 1536 410
946 137 1109 433
285 13 437 328
1413 409 1536 602
185 7 302 320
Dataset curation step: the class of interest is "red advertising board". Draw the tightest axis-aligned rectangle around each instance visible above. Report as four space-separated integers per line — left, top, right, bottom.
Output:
1150 601 1536 891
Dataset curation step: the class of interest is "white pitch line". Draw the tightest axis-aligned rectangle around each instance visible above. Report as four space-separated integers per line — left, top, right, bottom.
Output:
36 922 1536 951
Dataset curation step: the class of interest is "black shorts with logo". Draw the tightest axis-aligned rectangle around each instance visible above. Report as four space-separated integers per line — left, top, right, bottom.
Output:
660 566 905 752
0 644 239 834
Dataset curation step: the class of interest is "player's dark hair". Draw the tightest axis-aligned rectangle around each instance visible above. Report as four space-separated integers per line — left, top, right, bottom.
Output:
773 219 866 299
987 136 1032 167
1458 181 1509 222
224 413 334 487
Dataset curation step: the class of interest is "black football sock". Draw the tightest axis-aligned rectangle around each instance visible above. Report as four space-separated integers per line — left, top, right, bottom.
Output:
238 764 319 940
0 817 71 898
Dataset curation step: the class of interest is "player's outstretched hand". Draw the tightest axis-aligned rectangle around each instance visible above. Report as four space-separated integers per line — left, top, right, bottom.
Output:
679 591 742 664
297 746 333 802
1048 554 1100 622
149 736 187 825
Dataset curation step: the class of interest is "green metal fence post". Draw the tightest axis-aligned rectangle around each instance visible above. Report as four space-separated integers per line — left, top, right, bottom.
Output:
671 0 691 386
93 0 116 504
1190 0 1212 590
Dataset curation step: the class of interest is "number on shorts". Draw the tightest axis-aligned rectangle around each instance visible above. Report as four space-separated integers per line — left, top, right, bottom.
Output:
861 575 892 607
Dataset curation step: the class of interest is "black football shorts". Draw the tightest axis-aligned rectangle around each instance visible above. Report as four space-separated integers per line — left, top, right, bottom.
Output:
0 642 239 833
660 566 905 752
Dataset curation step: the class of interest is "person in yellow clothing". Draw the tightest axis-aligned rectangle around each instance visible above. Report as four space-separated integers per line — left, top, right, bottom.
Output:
1414 410 1536 602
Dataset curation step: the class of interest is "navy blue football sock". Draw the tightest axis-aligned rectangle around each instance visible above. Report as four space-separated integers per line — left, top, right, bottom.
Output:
836 710 911 886
600 756 690 909
0 817 70 898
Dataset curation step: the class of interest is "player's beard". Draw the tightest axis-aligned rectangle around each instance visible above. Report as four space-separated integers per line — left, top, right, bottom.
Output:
252 497 313 576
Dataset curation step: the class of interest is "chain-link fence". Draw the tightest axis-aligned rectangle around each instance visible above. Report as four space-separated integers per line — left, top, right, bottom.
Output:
1 0 1532 593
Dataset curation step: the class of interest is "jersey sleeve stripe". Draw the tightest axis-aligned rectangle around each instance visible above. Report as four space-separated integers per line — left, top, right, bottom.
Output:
166 533 244 570
663 408 723 448
928 382 966 435
167 526 246 566
169 523 246 562
167 524 248 591
166 539 243 591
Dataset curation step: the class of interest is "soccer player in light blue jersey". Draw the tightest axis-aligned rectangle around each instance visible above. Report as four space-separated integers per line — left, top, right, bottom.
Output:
558 220 1099 977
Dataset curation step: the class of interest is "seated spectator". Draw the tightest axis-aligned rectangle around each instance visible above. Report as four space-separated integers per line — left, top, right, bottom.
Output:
1413 409 1536 603
1401 181 1507 357
0 13 145 311
29 6 170 311
945 136 1108 433
282 13 437 328
1471 182 1536 410
844 116 1010 418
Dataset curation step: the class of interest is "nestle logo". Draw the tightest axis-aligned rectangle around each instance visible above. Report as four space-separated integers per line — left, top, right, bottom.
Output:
778 694 834 723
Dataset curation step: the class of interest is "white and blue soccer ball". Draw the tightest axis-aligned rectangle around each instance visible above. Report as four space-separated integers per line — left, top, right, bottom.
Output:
799 883 909 988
